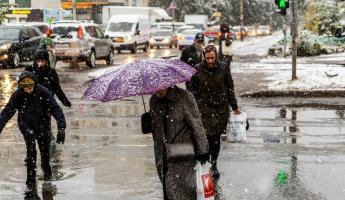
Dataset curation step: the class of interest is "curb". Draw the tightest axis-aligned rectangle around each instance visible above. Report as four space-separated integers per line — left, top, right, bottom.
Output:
240 90 345 98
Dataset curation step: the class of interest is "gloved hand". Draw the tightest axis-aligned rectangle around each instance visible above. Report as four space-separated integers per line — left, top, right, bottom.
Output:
195 153 210 164
56 129 65 144
64 100 72 108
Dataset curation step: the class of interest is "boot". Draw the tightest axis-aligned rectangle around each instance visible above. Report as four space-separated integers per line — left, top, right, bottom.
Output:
24 183 37 197
211 162 220 179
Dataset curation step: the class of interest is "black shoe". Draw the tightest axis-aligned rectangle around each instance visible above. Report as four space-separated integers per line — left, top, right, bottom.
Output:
211 164 220 179
25 183 37 196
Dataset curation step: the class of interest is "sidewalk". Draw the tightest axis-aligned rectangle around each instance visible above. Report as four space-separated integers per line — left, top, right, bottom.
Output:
232 54 345 98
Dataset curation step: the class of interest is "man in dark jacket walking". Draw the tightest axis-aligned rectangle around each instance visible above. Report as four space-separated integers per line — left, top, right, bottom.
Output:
25 49 71 107
218 22 233 66
0 71 66 196
188 45 240 178
180 33 205 91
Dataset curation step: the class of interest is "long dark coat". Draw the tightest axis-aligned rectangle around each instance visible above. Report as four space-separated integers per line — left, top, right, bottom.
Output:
25 64 71 107
149 86 208 200
188 61 238 135
0 72 66 134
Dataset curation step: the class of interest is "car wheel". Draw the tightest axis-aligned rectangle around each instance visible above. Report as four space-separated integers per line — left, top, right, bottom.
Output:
175 43 178 48
130 43 137 54
143 42 149 52
169 42 172 48
157 45 160 49
117 49 121 54
86 51 96 68
9 52 20 68
106 49 115 65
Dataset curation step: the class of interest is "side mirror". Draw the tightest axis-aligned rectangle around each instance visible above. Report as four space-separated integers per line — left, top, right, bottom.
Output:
105 35 109 39
135 30 140 36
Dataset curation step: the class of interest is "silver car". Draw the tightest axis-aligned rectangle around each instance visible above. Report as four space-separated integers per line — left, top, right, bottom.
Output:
52 20 114 68
149 30 177 49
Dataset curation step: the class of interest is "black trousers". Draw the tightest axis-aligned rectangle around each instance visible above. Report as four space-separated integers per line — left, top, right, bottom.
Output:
23 129 52 186
207 134 221 165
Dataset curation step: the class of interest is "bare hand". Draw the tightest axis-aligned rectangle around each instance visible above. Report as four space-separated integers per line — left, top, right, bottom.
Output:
233 108 241 115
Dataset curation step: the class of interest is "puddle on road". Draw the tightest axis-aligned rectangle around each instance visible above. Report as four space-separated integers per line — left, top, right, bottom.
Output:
1 70 345 199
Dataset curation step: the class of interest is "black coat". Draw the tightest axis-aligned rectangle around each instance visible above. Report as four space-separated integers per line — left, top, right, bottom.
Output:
0 84 66 134
188 61 238 135
25 65 71 107
180 45 203 91
180 45 203 67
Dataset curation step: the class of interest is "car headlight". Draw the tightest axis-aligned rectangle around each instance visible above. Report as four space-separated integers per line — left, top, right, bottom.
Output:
0 43 11 51
126 35 132 41
149 38 154 43
163 38 169 42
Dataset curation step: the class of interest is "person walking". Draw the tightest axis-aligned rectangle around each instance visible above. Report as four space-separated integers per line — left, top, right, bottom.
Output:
0 71 66 196
40 28 57 69
25 49 71 108
180 33 205 91
187 45 240 178
149 86 209 200
218 22 233 66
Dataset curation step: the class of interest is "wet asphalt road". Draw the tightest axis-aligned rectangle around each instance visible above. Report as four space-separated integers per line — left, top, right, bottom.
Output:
1 46 345 200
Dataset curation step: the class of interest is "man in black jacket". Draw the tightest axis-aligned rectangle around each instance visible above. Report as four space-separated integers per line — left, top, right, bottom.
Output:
0 71 66 196
180 33 205 91
25 49 71 107
188 45 240 178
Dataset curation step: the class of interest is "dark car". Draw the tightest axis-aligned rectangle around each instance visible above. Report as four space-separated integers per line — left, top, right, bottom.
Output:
0 25 43 68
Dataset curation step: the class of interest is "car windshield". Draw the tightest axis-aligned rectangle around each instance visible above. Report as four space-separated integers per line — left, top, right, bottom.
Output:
152 31 171 36
182 30 200 35
0 28 20 40
52 26 78 35
177 27 192 34
108 22 134 32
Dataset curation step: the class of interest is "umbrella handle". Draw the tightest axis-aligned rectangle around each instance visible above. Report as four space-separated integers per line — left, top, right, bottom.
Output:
142 96 147 113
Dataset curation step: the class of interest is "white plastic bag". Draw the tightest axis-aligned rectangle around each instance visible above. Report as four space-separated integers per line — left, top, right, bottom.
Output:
195 162 215 200
227 112 248 142
221 33 233 56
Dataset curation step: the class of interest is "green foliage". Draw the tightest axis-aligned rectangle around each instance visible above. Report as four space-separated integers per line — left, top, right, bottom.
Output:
303 1 344 35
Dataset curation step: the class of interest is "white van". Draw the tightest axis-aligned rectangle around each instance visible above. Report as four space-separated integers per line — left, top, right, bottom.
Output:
105 14 150 54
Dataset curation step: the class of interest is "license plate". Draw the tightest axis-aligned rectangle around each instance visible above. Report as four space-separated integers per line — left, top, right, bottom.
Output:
56 43 70 48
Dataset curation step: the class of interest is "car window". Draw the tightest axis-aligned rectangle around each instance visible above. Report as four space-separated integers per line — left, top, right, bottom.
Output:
52 26 78 36
95 27 104 38
108 22 134 32
21 28 31 38
85 26 97 38
0 28 20 40
36 25 48 34
152 31 171 36
26 28 38 38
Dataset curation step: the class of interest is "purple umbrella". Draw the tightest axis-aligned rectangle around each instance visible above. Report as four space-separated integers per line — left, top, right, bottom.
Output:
83 58 197 104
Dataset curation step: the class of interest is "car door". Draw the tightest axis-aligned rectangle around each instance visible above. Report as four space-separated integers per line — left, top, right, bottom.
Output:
85 26 102 57
95 27 109 57
20 28 32 59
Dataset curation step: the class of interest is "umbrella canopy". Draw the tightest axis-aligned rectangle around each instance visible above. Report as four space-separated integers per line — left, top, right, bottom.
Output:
83 59 197 102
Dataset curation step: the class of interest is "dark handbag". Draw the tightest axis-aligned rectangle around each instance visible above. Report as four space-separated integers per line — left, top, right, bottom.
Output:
141 112 152 134
165 143 195 162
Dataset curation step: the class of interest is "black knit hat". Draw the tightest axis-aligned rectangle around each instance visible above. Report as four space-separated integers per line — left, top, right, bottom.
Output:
194 32 204 41
35 49 49 61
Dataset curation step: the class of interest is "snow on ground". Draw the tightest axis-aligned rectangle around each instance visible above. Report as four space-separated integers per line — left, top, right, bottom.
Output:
233 61 345 91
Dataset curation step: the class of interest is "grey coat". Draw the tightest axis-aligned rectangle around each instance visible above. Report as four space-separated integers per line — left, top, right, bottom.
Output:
149 86 209 200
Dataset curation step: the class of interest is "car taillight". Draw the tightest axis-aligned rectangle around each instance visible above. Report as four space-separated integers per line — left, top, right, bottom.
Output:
77 26 84 40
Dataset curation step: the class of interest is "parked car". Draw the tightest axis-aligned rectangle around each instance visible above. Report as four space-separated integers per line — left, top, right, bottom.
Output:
178 29 202 50
175 25 194 42
0 25 43 68
105 15 150 54
149 30 177 49
51 20 114 68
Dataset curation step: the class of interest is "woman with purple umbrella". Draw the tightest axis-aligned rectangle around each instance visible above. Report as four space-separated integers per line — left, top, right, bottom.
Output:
149 86 209 200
